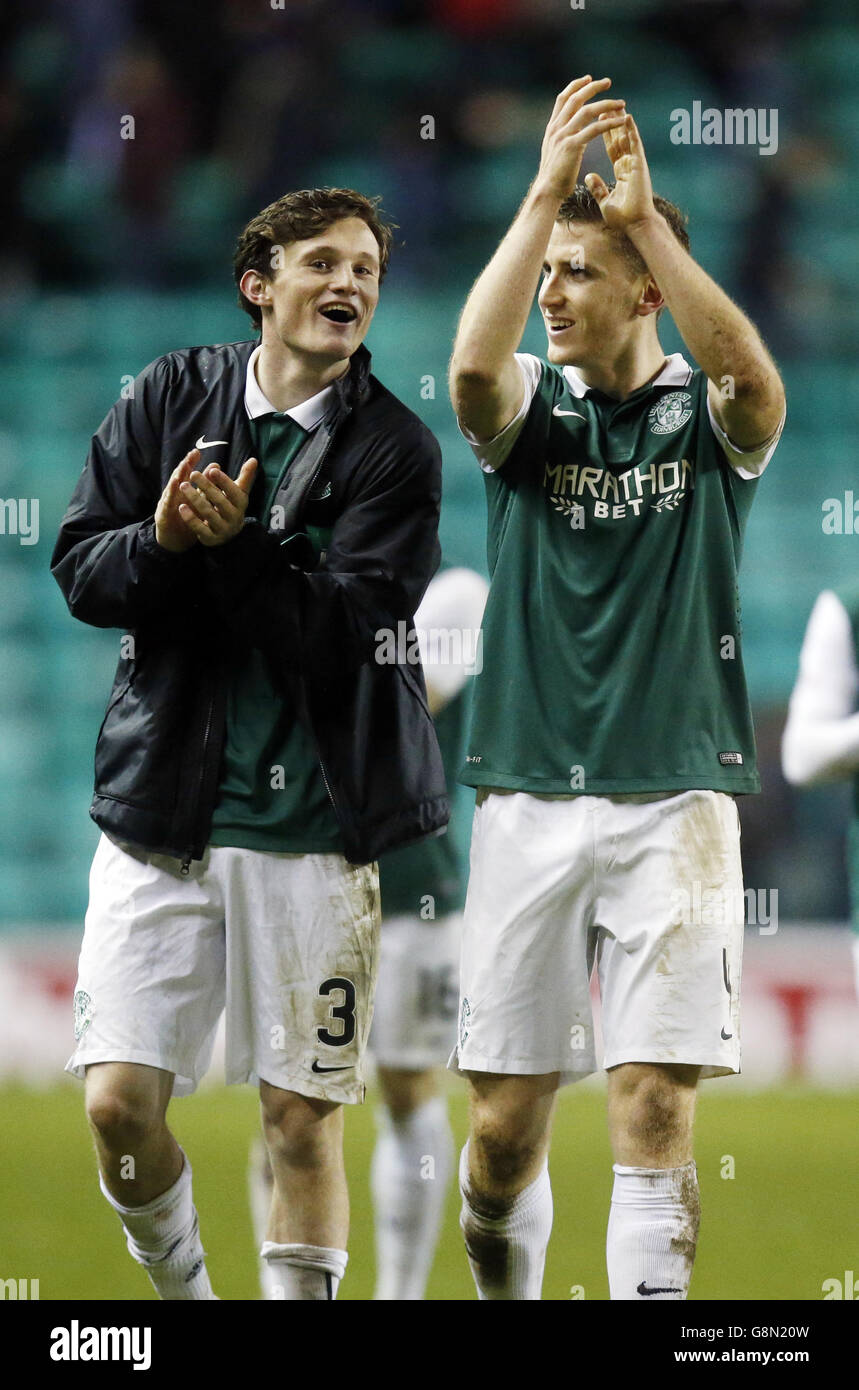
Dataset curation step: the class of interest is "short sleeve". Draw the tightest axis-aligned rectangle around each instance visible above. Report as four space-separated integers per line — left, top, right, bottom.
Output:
458 354 544 473
707 395 786 480
781 590 859 785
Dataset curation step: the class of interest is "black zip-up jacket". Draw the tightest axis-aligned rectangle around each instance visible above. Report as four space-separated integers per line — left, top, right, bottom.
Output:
51 339 449 867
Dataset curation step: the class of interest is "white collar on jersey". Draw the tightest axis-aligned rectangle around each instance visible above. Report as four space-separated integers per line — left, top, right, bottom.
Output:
562 352 693 399
245 344 335 429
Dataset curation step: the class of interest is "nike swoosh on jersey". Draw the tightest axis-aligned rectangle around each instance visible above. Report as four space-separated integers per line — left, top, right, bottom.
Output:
552 406 587 419
637 1280 682 1296
720 1027 733 1040
195 436 229 449
311 1060 354 1073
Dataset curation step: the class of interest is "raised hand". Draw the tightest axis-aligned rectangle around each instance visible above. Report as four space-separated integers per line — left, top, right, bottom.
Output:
155 452 199 553
584 112 655 231
177 457 259 547
536 76 627 202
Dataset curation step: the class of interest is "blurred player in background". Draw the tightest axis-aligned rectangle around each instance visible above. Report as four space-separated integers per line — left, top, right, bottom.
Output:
249 564 489 1299
51 188 447 1300
448 77 786 1299
782 582 859 997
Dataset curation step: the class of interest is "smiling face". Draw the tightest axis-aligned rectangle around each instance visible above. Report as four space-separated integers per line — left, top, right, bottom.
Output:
538 219 655 369
248 215 381 366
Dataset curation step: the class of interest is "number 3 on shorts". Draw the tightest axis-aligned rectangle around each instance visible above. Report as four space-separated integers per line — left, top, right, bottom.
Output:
317 976 357 1047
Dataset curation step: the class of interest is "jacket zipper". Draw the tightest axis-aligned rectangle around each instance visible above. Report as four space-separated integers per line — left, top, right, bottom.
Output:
179 413 343 872
180 683 217 874
317 743 340 821
281 411 349 841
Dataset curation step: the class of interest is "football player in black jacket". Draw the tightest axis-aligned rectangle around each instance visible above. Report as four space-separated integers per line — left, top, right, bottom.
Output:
52 187 446 1301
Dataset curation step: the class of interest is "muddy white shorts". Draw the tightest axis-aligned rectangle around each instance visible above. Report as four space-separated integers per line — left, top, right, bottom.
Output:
370 912 461 1070
67 833 380 1103
450 788 744 1085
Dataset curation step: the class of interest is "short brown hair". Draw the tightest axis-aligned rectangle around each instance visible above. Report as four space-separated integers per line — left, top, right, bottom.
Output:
557 184 690 274
233 187 396 328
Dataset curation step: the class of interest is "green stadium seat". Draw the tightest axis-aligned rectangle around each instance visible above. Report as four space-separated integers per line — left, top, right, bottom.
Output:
559 34 716 107
0 363 113 434
792 29 859 88
337 26 458 90
20 159 113 233
0 714 53 781
17 294 97 362
0 561 40 630
50 634 120 716
308 157 401 213
0 642 42 713
168 159 244 277
786 223 856 290
451 149 548 225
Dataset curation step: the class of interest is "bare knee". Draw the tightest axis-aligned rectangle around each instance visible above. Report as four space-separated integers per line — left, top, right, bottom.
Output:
260 1082 341 1168
466 1072 557 1203
607 1063 700 1165
471 1124 539 1197
85 1064 171 1151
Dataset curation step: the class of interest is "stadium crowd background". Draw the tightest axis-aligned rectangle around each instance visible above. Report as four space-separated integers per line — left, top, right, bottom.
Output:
0 0 857 935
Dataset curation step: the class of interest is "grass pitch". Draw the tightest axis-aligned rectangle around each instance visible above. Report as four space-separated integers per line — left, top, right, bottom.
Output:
1 1079 855 1301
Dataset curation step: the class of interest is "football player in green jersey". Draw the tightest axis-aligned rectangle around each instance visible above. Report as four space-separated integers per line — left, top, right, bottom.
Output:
447 76 786 1300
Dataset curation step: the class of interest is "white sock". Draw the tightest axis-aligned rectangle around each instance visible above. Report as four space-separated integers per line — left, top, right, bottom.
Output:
99 1153 216 1300
458 1144 553 1301
260 1242 348 1300
371 1096 454 1300
606 1161 700 1300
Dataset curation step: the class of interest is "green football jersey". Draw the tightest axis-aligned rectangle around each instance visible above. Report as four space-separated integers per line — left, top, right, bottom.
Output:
210 411 341 853
460 353 779 797
834 580 859 928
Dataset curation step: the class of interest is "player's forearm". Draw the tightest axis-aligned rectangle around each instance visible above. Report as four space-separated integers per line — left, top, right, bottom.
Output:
51 519 201 628
450 181 561 385
626 212 783 409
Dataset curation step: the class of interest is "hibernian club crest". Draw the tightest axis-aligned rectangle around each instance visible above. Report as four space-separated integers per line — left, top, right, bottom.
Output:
73 988 93 1041
649 391 692 435
459 996 471 1050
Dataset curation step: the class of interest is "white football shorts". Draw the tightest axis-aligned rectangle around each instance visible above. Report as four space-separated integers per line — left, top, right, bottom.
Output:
67 832 380 1103
370 912 462 1070
450 788 744 1084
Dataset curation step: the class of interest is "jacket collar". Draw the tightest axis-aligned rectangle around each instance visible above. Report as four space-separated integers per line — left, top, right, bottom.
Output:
263 343 372 540
334 342 373 413
241 340 372 427
245 346 334 429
